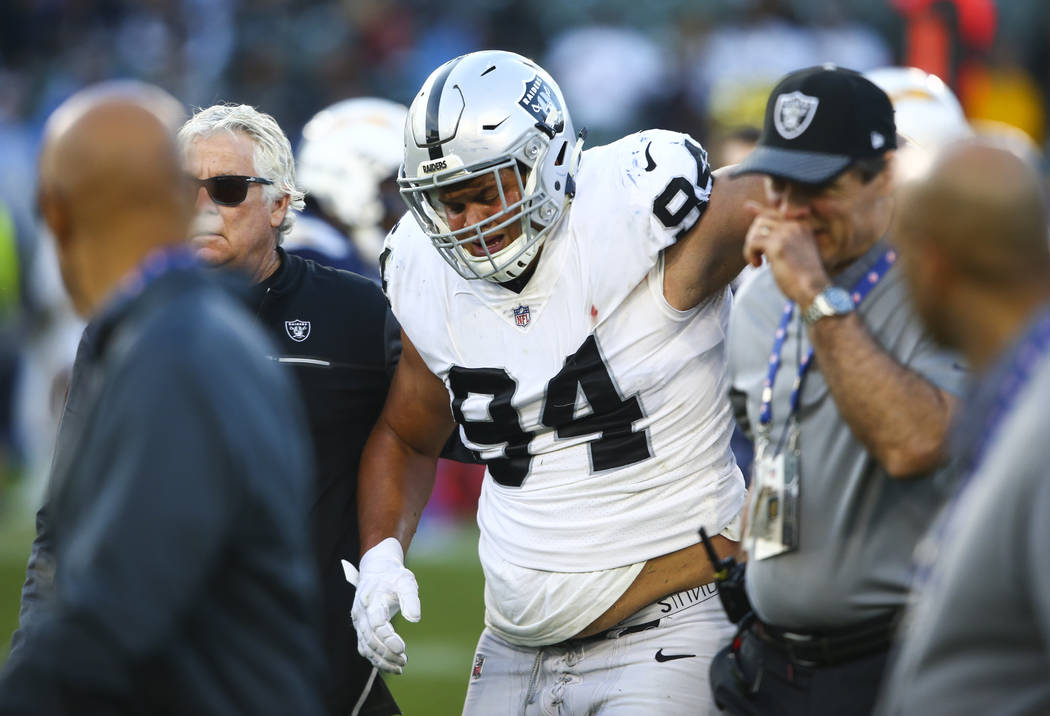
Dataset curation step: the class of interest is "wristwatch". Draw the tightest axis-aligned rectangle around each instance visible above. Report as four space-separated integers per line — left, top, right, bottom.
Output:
802 285 854 325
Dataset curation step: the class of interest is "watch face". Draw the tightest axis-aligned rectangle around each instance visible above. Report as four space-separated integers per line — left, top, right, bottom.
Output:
825 287 855 313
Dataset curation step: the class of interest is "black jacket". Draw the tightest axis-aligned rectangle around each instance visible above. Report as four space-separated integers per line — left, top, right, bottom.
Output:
0 263 325 715
251 248 401 716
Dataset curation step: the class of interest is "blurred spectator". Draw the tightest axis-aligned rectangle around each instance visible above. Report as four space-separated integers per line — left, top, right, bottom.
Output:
865 66 973 147
0 80 324 716
544 25 674 142
893 0 996 90
710 125 761 169
684 0 890 133
960 47 1047 146
289 96 408 279
879 140 1050 716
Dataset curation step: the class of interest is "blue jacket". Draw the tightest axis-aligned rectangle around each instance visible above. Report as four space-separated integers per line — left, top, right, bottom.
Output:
0 262 325 715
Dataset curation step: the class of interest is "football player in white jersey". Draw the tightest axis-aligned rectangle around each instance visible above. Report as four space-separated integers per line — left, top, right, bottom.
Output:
352 50 763 714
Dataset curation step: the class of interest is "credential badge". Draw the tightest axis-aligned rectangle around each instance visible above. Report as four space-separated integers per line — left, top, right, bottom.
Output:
513 305 530 328
285 319 311 342
773 91 820 140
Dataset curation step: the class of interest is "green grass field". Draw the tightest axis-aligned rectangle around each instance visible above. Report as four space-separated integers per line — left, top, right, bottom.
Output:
0 509 35 662
388 521 486 715
0 510 485 716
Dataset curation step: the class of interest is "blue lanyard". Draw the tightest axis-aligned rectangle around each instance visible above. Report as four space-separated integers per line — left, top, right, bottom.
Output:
758 248 897 428
915 305 1050 590
967 306 1050 472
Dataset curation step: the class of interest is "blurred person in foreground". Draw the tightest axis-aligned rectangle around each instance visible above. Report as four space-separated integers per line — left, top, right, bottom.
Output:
12 100 404 716
0 82 324 715
710 66 968 715
287 97 408 279
353 50 765 714
877 141 1050 715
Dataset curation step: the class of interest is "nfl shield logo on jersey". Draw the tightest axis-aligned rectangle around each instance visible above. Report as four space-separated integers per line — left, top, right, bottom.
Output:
285 319 311 342
513 305 531 328
774 91 820 140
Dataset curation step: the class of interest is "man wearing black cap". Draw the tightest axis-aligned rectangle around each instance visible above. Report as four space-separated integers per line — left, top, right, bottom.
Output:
708 65 967 714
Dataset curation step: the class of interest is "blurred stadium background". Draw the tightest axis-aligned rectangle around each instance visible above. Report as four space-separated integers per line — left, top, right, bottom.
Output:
0 0 1048 713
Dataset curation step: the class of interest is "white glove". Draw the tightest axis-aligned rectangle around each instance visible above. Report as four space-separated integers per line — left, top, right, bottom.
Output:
350 537 421 674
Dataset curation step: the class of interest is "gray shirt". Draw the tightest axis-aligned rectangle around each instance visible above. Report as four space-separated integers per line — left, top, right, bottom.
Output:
878 330 1050 715
728 240 967 629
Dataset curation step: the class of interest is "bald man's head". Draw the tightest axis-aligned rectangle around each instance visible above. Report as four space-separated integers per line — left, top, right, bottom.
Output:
895 139 1050 360
897 140 1049 285
38 81 191 316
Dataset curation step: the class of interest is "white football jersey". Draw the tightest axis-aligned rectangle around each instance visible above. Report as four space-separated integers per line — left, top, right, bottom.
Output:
384 129 745 573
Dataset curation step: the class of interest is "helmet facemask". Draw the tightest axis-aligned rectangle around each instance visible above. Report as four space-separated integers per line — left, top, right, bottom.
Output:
399 128 564 283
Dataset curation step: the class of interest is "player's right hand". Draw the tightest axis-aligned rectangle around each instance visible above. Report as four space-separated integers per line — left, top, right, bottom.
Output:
351 537 421 674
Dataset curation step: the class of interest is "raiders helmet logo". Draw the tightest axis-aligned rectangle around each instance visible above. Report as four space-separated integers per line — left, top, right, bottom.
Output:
518 75 562 126
285 319 311 342
773 91 820 140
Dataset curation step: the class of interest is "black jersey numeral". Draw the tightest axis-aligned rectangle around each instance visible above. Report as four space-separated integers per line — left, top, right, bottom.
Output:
448 366 534 487
448 336 652 486
541 335 651 472
652 138 711 239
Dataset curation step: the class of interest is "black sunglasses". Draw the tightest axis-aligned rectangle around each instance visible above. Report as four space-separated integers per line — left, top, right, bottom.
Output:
190 175 273 206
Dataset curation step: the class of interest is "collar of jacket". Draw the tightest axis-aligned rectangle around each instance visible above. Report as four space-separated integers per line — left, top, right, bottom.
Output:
252 246 306 306
87 265 204 361
88 260 255 362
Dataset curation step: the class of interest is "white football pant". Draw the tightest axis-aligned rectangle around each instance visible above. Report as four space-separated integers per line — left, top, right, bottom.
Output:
462 585 732 715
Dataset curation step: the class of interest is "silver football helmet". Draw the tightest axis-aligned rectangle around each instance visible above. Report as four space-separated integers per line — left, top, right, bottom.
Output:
297 97 408 260
399 50 583 283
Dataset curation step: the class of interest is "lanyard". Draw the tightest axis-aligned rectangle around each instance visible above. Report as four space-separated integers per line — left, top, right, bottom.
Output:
967 305 1050 473
758 248 897 428
915 305 1050 590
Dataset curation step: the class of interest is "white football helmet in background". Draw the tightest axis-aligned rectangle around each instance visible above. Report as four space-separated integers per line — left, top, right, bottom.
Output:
864 67 973 149
297 97 408 263
399 50 583 283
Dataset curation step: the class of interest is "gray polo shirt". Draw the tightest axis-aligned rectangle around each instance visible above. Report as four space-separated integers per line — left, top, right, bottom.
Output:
877 336 1050 715
728 240 968 629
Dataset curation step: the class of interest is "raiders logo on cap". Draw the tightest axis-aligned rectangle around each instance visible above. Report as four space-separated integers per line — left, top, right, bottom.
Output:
774 91 820 140
731 65 896 185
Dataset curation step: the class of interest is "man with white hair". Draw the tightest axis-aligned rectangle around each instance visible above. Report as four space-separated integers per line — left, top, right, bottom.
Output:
179 102 403 716
15 102 404 716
